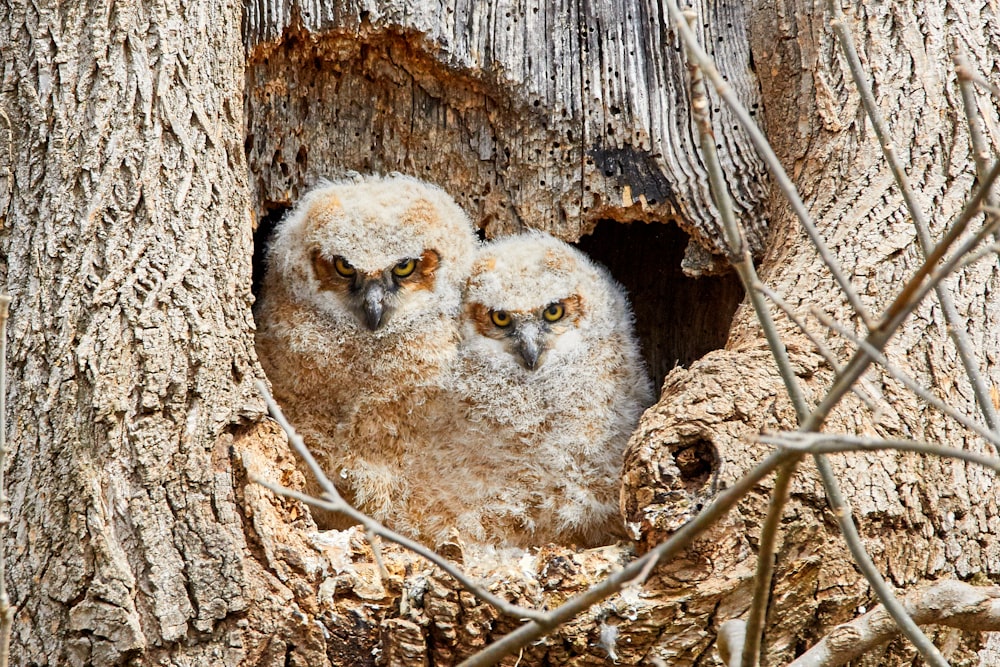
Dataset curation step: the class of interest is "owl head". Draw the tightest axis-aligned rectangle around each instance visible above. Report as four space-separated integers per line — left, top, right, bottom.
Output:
462 231 631 371
265 174 478 336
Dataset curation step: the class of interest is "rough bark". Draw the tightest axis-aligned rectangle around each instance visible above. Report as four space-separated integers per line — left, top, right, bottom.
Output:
243 0 769 270
624 0 1000 663
3 0 1000 665
0 1 270 663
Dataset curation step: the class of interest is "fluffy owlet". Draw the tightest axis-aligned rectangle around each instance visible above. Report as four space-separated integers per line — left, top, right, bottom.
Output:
254 174 478 533
434 231 655 547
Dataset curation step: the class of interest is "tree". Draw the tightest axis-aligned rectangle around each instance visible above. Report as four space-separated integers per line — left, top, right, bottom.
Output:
2 0 999 665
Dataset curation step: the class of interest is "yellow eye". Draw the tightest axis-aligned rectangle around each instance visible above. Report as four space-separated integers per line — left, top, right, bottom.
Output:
490 310 512 328
334 257 356 277
542 302 565 322
392 258 417 278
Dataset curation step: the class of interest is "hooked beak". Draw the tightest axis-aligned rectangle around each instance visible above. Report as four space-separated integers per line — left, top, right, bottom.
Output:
361 280 390 330
515 325 545 370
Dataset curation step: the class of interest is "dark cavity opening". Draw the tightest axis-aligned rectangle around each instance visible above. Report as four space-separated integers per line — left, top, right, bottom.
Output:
575 220 744 390
252 203 292 304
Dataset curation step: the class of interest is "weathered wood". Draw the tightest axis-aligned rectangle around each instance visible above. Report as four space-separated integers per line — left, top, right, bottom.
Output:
0 1 268 663
243 0 770 272
5 0 1000 664
625 0 1000 663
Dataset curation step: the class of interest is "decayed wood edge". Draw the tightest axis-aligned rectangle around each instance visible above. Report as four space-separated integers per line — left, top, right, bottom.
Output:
234 415 669 666
241 0 771 272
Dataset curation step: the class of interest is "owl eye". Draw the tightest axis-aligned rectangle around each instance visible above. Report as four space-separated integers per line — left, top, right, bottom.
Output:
333 257 356 277
490 310 513 328
542 302 565 322
392 258 417 277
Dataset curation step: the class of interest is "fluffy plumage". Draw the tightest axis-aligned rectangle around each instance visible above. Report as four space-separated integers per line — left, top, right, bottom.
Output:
254 174 479 533
430 231 655 547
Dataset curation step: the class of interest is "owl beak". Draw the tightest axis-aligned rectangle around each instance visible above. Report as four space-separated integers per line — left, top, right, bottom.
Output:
515 325 545 370
361 280 389 330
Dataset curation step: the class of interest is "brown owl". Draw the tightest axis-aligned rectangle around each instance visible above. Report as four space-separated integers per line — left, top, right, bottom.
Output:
254 174 479 534
416 231 655 547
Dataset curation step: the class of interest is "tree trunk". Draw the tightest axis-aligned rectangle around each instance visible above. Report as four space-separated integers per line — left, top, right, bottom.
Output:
0 1 292 664
624 0 1000 663
2 0 999 665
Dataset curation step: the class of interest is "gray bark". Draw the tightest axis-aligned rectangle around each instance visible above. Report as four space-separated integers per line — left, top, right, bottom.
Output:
625 0 1000 663
243 0 770 271
2 0 999 664
0 1 270 663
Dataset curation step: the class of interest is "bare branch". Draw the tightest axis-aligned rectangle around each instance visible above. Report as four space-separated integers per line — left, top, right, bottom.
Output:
810 308 1000 450
813 453 949 666
756 283 883 417
366 529 390 582
675 12 809 664
761 432 1000 472
965 71 1000 102
719 619 747 667
786 581 1000 667
946 240 1000 276
954 50 996 198
254 381 550 623
256 380 346 504
888 211 1000 341
740 460 796 667
678 7 808 423
457 449 797 667
662 0 874 328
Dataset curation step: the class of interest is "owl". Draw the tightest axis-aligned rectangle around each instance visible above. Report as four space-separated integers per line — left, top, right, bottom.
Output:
430 231 655 548
254 174 479 534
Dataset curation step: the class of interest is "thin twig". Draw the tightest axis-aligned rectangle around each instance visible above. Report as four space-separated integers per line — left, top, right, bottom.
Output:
719 619 747 667
761 432 1000 473
457 449 797 667
256 381 346 504
954 50 995 198
677 13 809 664
663 0 874 329
679 8 808 422
626 551 661 589
740 460 795 667
811 308 1000 450
947 240 1000 276
254 381 548 623
255 477 547 622
814 453 950 665
896 211 1000 332
366 529 390 582
0 295 13 667
827 0 999 436
756 283 882 415
967 72 1000 101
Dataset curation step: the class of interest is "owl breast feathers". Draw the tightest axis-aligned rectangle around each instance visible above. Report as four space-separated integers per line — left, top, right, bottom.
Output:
254 174 479 533
256 177 653 548
430 231 655 547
